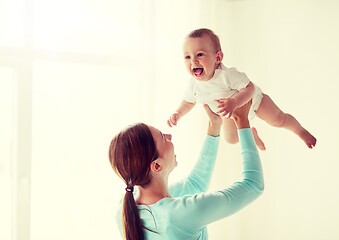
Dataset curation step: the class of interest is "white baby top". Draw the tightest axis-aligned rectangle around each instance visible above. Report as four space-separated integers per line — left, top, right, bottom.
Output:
183 63 263 119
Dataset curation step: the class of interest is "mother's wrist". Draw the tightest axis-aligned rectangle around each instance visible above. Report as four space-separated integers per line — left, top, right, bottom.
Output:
207 123 221 137
234 118 250 129
207 131 220 137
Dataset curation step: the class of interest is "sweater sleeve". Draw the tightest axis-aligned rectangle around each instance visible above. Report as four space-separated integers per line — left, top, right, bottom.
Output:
172 128 264 231
169 135 220 197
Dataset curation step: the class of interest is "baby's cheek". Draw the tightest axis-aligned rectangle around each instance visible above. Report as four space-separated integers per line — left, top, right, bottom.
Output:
184 63 191 72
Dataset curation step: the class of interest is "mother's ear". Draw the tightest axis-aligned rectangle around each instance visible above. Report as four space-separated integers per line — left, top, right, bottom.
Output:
150 160 162 173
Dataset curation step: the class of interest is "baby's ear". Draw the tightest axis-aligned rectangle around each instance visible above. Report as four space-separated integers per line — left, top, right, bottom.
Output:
216 51 224 63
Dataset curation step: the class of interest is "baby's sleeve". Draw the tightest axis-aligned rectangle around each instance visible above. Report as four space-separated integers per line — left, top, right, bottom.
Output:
183 78 197 103
225 67 251 90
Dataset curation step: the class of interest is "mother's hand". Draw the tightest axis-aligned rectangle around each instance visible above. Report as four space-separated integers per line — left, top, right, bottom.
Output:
232 100 252 129
204 104 223 137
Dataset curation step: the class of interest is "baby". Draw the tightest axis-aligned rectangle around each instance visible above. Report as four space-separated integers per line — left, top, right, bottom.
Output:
167 28 317 150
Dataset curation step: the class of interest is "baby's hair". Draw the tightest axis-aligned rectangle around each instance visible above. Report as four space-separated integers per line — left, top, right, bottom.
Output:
187 28 222 52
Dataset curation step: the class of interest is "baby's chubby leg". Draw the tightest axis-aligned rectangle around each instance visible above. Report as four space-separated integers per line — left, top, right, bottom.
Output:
222 117 266 150
255 94 317 148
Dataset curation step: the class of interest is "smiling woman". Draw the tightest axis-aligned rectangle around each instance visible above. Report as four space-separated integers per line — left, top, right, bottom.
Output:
108 102 265 240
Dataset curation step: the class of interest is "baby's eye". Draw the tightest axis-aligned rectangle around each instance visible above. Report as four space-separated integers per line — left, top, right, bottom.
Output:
197 53 204 57
184 55 191 60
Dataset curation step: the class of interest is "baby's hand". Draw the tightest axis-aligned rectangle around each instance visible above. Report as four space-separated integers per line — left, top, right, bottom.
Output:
167 112 181 127
216 98 237 118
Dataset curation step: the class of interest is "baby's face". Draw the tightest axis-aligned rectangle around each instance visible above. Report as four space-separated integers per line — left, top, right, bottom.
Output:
183 35 222 81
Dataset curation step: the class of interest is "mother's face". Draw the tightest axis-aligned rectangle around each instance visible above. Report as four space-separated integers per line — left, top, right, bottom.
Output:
148 126 177 171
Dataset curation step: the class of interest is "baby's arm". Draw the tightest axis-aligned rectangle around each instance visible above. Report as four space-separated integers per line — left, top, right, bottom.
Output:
168 100 196 127
217 81 255 117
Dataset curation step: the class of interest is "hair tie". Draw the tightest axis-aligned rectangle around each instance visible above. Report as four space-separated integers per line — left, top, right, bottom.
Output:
125 186 134 193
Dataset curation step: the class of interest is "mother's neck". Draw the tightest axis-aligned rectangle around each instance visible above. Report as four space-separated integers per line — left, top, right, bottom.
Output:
135 177 171 205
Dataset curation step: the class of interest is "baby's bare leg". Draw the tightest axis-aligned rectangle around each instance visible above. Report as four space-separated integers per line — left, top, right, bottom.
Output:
222 117 266 150
255 94 317 148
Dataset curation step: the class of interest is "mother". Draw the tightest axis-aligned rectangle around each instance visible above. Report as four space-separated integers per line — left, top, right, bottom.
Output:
108 101 264 240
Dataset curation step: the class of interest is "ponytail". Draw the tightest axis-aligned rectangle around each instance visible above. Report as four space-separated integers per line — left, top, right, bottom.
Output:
122 189 144 240
109 123 159 240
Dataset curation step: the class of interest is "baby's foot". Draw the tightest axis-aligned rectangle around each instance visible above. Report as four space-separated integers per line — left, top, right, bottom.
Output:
299 129 317 149
252 127 266 151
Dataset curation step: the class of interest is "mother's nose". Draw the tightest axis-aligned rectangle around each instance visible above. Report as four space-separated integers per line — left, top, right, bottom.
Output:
164 134 172 141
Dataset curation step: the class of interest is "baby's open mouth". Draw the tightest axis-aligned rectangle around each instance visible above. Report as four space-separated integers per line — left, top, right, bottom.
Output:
193 68 204 77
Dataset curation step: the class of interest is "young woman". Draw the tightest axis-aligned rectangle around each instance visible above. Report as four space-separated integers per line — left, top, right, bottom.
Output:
108 101 264 240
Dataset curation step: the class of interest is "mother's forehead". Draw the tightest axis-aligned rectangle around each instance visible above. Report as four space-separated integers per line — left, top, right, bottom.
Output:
147 125 160 135
148 126 168 140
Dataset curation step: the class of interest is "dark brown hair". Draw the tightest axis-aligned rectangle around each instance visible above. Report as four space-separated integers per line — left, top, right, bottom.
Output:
108 123 159 240
188 28 222 52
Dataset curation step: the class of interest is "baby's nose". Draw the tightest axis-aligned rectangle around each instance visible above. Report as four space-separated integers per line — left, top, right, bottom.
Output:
191 57 199 64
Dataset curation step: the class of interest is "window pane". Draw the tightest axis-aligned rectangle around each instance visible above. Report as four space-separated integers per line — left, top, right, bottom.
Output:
33 0 147 56
31 60 141 240
0 0 26 47
0 67 15 240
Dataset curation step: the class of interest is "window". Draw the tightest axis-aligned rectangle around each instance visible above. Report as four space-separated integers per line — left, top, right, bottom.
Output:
0 67 15 240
